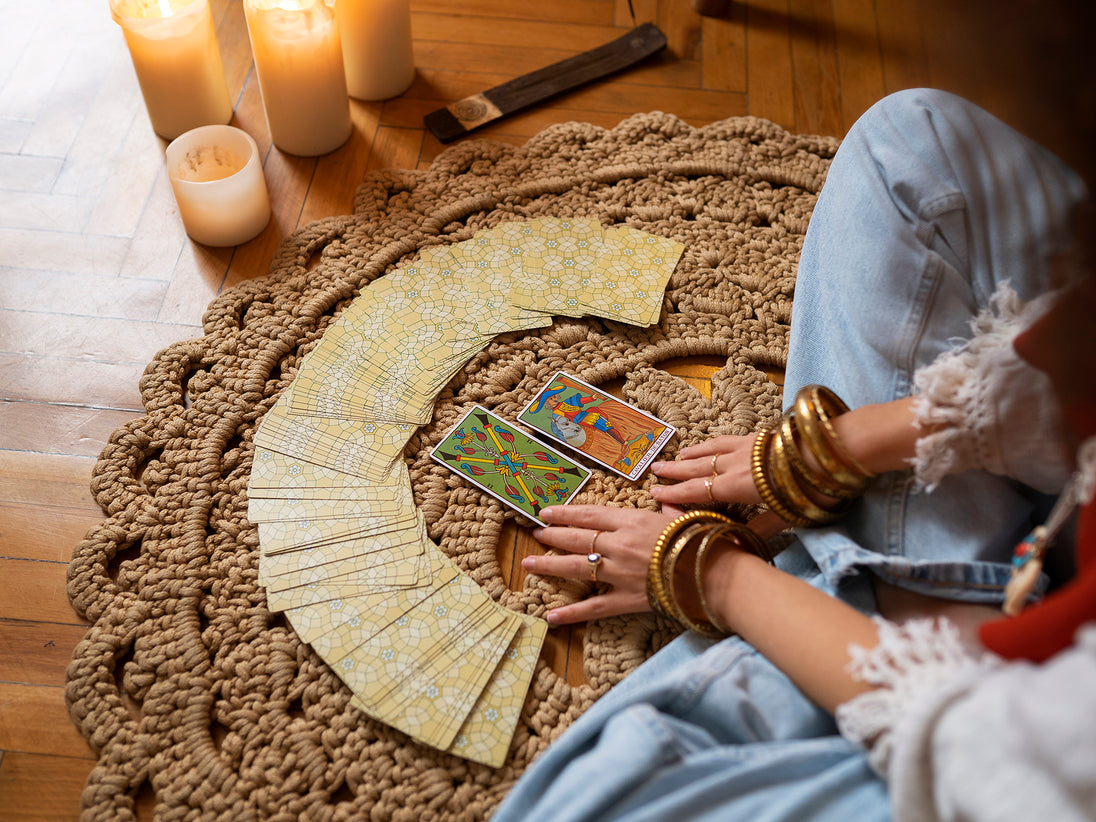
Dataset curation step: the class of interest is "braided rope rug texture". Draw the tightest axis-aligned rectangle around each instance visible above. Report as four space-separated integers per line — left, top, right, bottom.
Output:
65 111 837 822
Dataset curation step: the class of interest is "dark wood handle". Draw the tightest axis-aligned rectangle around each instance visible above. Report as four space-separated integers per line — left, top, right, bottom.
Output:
425 23 668 143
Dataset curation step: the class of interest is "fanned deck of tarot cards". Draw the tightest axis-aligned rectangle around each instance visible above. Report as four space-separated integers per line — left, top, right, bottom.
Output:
248 218 684 767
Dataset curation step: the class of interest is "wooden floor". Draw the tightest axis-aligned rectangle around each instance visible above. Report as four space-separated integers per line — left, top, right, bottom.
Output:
0 0 1085 818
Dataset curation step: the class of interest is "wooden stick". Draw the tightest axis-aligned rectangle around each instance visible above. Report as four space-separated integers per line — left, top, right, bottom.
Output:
424 23 668 143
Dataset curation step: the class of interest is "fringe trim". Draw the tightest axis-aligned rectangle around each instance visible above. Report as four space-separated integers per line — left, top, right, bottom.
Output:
909 282 1056 491
836 617 1001 776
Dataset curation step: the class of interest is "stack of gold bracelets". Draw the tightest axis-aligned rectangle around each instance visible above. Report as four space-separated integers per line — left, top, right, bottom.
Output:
646 385 876 637
646 510 778 638
751 384 876 526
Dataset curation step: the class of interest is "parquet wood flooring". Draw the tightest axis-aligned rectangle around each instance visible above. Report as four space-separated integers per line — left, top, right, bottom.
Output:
1 0 1087 818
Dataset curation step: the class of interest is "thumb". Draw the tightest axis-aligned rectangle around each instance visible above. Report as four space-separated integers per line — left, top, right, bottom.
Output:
659 503 686 518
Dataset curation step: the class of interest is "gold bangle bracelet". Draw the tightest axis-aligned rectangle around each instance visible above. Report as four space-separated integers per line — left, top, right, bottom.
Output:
732 521 778 565
662 523 725 638
809 385 876 479
647 511 735 634
778 413 860 499
693 524 738 635
793 386 874 488
660 522 710 616
647 510 735 619
750 425 815 527
768 426 845 524
692 521 780 635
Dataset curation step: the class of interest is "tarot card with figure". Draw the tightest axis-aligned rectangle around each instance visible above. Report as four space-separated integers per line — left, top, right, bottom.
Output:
430 406 591 526
518 372 676 481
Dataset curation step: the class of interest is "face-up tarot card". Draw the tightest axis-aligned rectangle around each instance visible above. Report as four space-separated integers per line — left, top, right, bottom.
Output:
430 405 592 526
518 371 676 481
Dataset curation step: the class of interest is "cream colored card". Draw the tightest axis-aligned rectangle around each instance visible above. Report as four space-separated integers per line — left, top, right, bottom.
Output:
259 531 427 590
250 442 411 491
348 609 547 767
377 611 520 751
256 511 420 555
258 513 427 581
504 218 605 317
388 253 506 327
246 492 409 523
247 457 415 523
263 545 425 593
444 614 547 768
580 225 684 326
255 392 414 481
265 567 428 612
300 553 460 657
294 318 485 424
416 238 551 334
339 592 518 750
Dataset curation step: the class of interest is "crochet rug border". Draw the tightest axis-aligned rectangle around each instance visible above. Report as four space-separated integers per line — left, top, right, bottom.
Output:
64 111 838 822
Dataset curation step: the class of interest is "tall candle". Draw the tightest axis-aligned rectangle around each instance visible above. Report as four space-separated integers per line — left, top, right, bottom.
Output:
166 125 271 246
243 0 352 156
110 0 233 140
336 0 415 101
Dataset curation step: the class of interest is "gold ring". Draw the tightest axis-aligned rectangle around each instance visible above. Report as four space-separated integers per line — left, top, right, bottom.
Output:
589 530 601 552
587 551 603 582
710 454 720 476
704 476 715 501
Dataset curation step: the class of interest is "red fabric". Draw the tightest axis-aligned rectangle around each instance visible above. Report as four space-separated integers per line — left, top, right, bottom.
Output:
979 498 1096 662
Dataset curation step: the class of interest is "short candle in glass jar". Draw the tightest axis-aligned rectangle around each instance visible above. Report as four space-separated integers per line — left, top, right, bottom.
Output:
166 125 271 247
110 0 233 140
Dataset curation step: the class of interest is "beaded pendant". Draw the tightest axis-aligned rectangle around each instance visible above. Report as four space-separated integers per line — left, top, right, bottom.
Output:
1000 440 1096 615
1003 526 1049 616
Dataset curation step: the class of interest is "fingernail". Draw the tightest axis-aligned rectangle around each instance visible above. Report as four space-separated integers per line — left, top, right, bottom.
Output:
541 507 557 520
651 461 664 472
546 610 560 624
522 556 535 570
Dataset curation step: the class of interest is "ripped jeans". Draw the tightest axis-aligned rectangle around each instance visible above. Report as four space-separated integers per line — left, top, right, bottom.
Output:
490 89 1086 822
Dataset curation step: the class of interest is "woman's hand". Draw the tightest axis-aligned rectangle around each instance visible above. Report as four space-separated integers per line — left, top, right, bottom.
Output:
649 434 763 507
523 503 684 625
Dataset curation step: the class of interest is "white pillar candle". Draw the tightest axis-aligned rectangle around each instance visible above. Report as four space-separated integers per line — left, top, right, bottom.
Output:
243 0 353 156
110 0 233 140
166 125 271 247
336 0 415 101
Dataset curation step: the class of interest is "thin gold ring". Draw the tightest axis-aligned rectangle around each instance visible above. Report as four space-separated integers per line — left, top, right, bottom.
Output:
710 454 720 476
589 530 601 553
587 551 603 582
704 476 715 501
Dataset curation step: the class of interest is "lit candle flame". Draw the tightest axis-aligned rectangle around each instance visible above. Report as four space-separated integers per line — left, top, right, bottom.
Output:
158 0 173 17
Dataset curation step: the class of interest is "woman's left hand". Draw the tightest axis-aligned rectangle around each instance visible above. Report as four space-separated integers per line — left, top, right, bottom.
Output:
523 503 684 625
649 434 762 506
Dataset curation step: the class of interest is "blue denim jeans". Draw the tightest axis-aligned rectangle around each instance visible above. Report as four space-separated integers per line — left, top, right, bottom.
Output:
491 90 1086 822
785 88 1085 606
493 627 887 822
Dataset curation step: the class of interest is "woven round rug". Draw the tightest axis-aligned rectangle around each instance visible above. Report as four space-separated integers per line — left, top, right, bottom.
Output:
66 111 838 821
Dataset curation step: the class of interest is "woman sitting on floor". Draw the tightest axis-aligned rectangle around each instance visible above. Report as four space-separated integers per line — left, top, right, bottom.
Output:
491 88 1096 822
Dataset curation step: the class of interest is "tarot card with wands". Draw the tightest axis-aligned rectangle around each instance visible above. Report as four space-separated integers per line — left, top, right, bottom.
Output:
430 406 591 525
